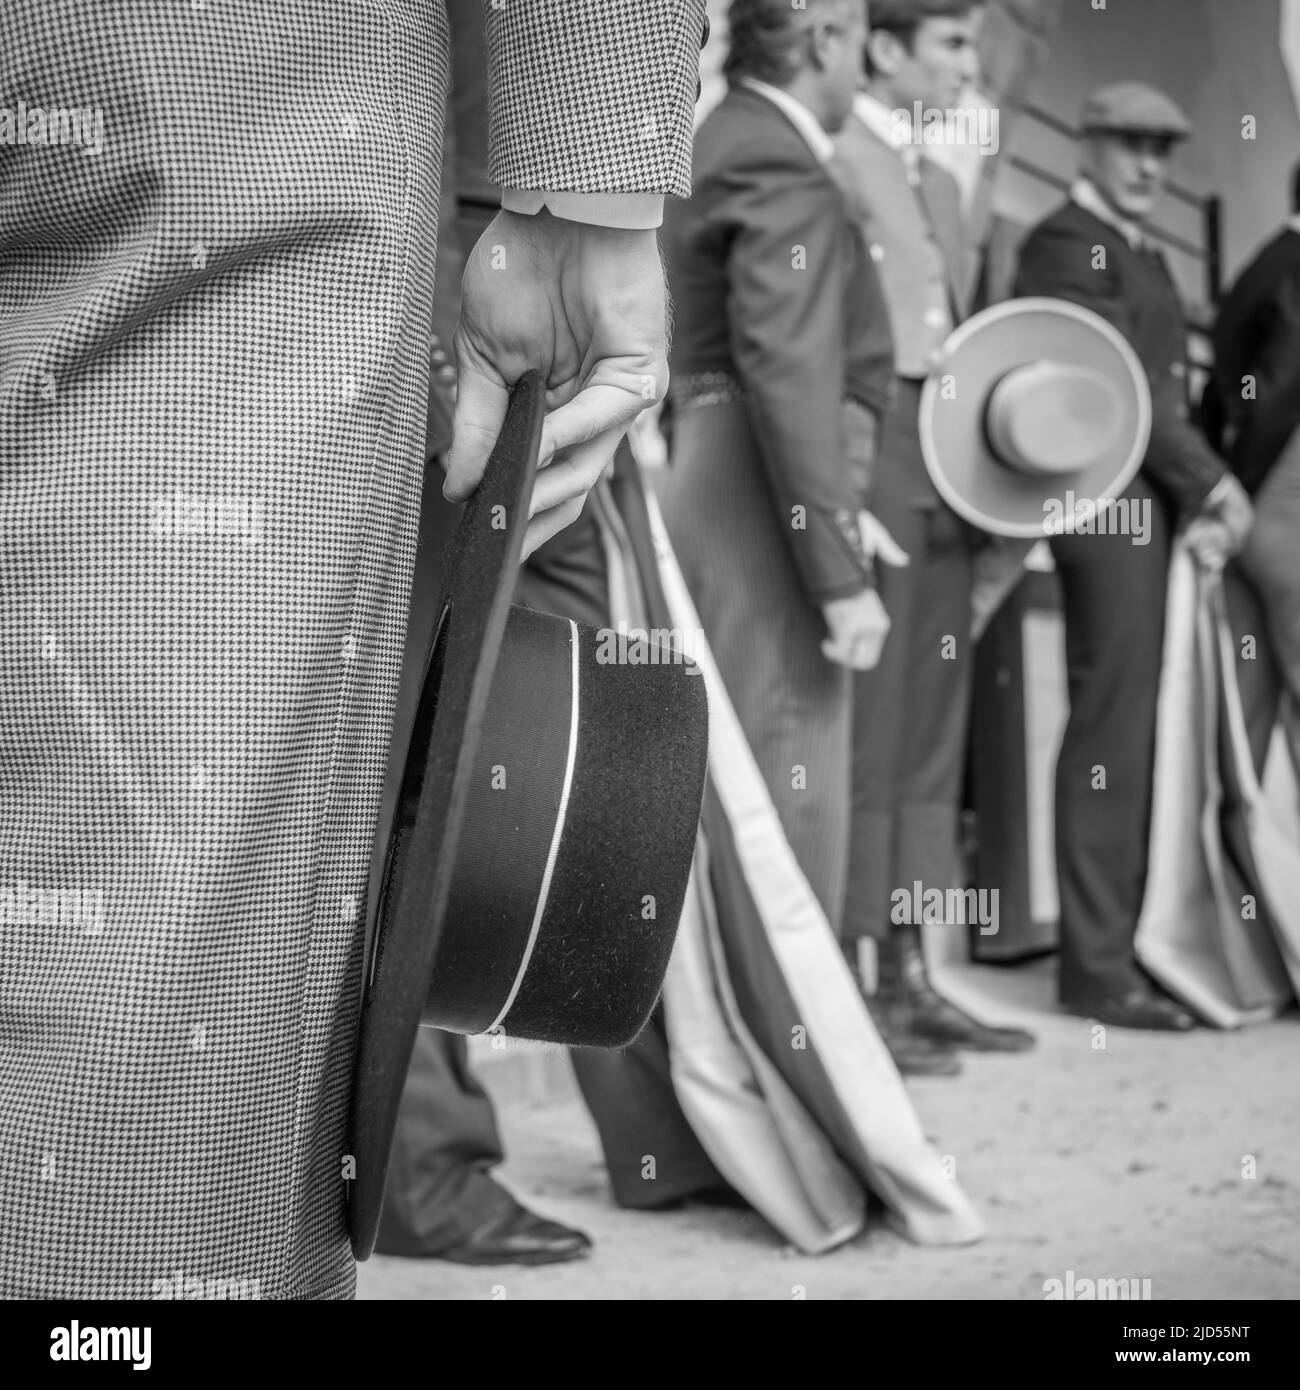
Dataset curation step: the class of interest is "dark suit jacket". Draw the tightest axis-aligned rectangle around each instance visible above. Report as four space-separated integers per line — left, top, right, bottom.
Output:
1014 200 1226 514
1211 226 1300 495
663 85 896 604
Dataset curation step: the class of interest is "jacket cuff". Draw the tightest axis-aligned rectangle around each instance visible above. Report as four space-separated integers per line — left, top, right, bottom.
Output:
793 508 877 603
500 189 664 229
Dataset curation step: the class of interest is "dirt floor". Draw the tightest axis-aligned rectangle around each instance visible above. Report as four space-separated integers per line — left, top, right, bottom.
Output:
357 959 1300 1300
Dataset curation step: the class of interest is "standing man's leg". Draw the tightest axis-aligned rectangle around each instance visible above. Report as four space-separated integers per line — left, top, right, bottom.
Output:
878 505 1034 1053
1 0 443 1299
375 1029 508 1255
663 402 852 925
845 385 1030 1068
516 495 731 1213
843 399 957 1074
1050 476 1192 1027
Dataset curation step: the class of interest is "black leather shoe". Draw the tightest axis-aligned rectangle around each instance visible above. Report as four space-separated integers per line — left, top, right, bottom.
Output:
1065 988 1196 1032
435 1200 592 1267
884 927 1035 1052
881 1024 963 1077
863 999 962 1076
844 942 962 1076
904 983 1037 1053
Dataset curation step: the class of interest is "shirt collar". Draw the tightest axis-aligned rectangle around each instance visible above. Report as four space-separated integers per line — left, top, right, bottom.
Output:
1071 176 1146 251
853 91 921 175
738 77 835 165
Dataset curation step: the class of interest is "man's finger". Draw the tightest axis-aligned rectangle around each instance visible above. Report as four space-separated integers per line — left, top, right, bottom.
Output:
529 427 624 519
858 512 910 567
822 635 866 671
443 362 508 502
538 375 662 469
521 494 586 561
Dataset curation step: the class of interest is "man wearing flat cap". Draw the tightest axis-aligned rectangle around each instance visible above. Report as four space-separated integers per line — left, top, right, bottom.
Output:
1014 81 1254 1031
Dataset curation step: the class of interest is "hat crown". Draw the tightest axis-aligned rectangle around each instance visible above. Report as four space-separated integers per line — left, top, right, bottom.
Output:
1079 80 1191 139
986 362 1123 476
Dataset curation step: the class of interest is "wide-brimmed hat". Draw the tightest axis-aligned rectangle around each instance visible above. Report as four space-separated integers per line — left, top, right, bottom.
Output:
918 298 1152 539
347 371 709 1258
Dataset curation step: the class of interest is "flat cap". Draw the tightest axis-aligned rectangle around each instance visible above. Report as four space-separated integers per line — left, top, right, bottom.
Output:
1078 81 1192 140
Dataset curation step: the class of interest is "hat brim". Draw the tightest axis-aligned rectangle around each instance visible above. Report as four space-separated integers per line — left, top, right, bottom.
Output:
1082 125 1189 142
919 297 1151 539
347 370 545 1260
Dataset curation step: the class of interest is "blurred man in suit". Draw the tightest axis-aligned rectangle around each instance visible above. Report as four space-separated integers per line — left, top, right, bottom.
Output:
1014 82 1254 1030
661 0 895 939
1211 161 1300 501
1207 162 1300 774
834 0 1034 1074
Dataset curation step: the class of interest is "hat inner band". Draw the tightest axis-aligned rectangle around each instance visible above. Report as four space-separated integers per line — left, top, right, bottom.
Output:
484 617 581 1034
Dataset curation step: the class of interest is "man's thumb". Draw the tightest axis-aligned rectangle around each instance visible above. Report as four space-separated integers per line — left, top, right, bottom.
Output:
443 364 509 502
858 512 910 568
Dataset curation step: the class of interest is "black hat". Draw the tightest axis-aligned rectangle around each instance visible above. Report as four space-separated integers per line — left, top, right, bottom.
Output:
347 372 709 1258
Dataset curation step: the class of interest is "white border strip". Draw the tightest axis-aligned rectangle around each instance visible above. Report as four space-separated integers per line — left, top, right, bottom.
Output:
485 618 581 1033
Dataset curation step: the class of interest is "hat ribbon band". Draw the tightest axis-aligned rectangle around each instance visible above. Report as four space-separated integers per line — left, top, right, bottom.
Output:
485 618 581 1034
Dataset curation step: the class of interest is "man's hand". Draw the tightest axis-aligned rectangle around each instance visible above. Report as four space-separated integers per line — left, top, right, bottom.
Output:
821 587 891 671
1183 516 1234 573
1197 472 1254 556
443 209 668 559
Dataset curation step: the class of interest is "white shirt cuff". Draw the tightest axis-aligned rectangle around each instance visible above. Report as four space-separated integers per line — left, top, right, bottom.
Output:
500 189 664 229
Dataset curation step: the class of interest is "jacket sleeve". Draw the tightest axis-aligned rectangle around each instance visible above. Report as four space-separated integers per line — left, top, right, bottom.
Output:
1211 266 1268 428
843 224 897 419
1217 265 1300 491
485 0 706 198
1014 219 1226 513
723 155 875 604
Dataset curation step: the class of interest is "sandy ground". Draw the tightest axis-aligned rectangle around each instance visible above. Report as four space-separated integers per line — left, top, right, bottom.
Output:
358 959 1300 1301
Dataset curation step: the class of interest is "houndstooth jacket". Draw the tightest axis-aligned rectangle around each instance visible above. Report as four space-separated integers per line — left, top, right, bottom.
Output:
0 0 704 1300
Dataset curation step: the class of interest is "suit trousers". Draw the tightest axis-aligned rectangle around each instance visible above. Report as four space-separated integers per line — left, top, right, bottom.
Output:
1049 471 1174 1003
662 400 853 927
515 492 725 1210
1 0 444 1300
373 1029 510 1254
843 381 976 946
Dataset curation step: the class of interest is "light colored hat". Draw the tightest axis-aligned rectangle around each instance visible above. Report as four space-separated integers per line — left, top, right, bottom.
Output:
918 298 1152 539
1078 81 1192 140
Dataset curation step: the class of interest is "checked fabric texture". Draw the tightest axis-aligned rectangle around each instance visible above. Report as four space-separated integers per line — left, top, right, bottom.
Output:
487 0 705 197
0 1 702 1300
